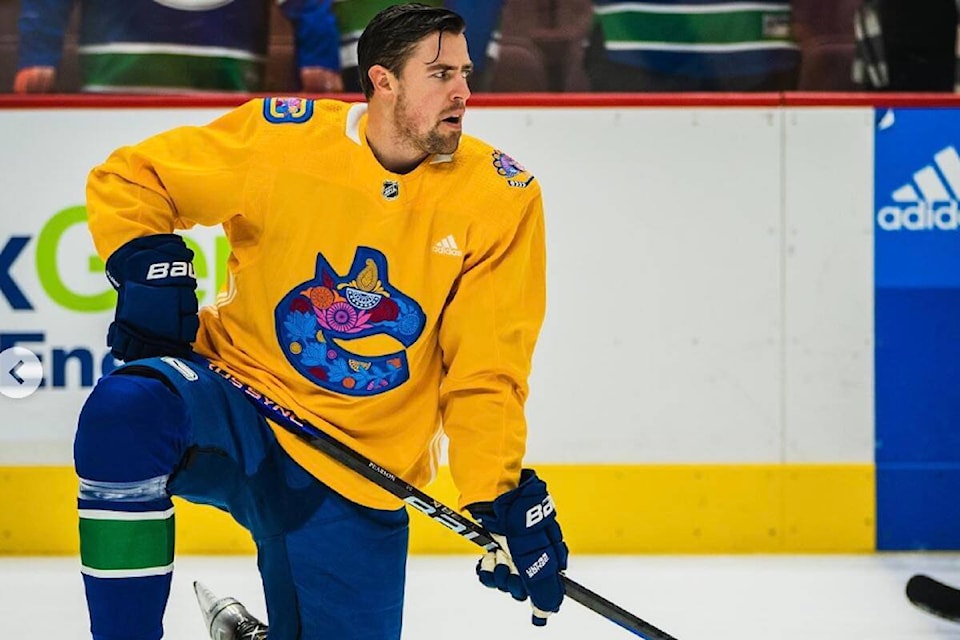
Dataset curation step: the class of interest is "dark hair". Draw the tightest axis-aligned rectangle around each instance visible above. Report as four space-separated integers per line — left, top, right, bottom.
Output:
357 3 466 99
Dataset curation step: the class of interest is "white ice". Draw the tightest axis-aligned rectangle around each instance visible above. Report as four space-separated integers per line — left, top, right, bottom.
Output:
4 553 960 639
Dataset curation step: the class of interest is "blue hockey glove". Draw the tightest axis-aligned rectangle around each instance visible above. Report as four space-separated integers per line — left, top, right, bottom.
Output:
104 234 199 362
470 469 568 626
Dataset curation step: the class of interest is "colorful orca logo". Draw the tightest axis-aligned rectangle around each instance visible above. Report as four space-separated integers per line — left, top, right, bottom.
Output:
275 247 426 396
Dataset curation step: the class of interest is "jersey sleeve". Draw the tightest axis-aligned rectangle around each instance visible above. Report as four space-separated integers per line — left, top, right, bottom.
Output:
85 98 266 259
439 188 547 510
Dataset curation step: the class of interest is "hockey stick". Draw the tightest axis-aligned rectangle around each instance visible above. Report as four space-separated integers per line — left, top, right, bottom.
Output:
906 574 960 622
205 361 680 640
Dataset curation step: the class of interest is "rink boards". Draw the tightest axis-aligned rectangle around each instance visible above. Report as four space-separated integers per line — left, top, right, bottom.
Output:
0 95 956 553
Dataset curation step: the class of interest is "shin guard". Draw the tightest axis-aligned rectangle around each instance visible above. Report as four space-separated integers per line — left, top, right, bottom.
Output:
74 373 189 640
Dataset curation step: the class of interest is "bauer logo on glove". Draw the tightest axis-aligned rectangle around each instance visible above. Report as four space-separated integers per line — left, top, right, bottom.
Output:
104 234 200 362
144 261 196 280
525 495 556 528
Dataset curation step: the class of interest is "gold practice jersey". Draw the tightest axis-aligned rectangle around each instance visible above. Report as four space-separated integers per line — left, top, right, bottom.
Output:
86 98 546 511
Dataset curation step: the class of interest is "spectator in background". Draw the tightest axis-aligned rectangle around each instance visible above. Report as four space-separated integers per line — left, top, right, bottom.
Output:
585 0 800 91
791 0 860 90
332 0 441 93
853 0 957 91
484 0 592 93
445 0 504 90
14 0 343 94
332 0 503 93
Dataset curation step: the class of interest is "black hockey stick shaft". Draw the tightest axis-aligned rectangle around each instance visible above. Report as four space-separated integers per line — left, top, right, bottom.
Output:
206 362 679 640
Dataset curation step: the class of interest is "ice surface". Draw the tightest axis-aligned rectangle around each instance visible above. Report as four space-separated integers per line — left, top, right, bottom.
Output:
4 553 959 639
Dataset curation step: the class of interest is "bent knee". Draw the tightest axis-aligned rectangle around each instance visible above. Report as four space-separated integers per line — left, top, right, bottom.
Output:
75 372 190 483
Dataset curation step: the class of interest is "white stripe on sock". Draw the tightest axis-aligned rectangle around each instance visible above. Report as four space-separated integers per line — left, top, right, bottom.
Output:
80 563 175 579
79 508 175 521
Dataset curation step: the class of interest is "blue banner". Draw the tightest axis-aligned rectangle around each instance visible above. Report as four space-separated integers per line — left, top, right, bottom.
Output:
874 107 960 550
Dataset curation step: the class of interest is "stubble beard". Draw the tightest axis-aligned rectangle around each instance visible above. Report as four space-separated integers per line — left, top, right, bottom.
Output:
395 90 461 156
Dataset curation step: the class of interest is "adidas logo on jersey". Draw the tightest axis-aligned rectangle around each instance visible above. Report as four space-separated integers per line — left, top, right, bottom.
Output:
878 146 960 231
432 234 463 257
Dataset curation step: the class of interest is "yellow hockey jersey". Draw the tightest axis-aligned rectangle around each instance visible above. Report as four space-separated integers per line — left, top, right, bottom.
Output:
86 98 546 511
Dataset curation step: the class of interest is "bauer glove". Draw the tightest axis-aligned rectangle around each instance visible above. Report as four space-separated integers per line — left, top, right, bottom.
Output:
470 469 568 626
104 234 199 362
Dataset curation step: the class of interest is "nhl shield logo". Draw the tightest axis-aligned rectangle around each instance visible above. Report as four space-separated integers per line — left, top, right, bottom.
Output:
382 180 400 200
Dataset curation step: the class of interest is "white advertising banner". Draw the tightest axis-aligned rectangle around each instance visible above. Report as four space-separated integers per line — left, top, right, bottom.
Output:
1 108 226 462
0 104 875 466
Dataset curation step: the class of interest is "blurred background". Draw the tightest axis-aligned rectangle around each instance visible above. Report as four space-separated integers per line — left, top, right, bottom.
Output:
2 0 957 96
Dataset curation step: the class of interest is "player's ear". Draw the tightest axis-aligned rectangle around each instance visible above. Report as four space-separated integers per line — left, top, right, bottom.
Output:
368 65 395 97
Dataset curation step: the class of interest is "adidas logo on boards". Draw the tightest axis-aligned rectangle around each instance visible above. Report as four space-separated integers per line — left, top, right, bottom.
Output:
432 234 463 256
878 146 960 231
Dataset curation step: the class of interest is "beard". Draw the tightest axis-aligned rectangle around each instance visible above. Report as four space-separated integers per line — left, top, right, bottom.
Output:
394 89 461 156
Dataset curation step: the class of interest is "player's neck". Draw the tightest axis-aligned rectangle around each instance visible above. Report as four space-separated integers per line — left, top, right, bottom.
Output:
366 138 427 175
365 104 428 175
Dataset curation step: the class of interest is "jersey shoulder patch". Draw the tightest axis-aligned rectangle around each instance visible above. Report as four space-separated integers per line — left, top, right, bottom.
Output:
491 149 535 189
262 97 315 124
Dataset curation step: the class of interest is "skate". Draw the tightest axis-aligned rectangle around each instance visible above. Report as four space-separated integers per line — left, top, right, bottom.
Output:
194 581 269 640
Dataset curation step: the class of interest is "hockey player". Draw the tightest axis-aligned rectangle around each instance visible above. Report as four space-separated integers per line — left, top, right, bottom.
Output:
75 4 567 639
14 0 342 93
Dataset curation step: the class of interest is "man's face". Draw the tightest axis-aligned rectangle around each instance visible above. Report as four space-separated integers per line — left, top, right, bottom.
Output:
393 30 472 156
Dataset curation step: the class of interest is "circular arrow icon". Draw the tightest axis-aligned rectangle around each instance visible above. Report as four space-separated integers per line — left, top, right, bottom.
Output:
0 347 43 399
